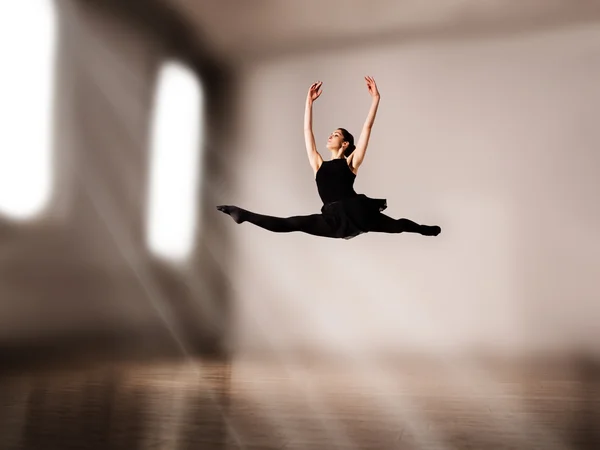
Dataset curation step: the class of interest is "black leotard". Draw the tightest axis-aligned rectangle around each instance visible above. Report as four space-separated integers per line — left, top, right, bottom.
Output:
316 159 387 238
217 157 440 239
316 158 359 203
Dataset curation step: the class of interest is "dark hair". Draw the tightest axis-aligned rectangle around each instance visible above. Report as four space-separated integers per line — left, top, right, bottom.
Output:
338 128 356 157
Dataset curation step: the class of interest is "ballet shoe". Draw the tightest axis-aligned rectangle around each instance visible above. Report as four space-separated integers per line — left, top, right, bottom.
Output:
216 205 244 223
422 225 441 236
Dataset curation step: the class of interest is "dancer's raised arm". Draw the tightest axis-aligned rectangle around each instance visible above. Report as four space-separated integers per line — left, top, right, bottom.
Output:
304 81 324 174
350 76 380 171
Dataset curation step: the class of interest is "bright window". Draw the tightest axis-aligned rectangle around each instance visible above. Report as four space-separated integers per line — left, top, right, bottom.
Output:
146 62 204 262
0 1 57 220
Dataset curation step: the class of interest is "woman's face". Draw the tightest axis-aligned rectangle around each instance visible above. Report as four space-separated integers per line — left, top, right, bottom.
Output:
327 129 346 151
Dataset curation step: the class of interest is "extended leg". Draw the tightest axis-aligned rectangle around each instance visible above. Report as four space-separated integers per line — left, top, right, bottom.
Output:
369 213 441 236
217 205 336 238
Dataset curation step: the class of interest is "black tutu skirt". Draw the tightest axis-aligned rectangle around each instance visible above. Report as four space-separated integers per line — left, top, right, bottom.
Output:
320 194 387 239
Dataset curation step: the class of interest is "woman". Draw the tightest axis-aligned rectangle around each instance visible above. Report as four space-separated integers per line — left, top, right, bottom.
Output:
217 77 441 239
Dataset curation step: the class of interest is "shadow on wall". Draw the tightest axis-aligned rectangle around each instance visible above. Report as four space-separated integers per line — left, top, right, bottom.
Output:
97 0 241 362
0 0 238 367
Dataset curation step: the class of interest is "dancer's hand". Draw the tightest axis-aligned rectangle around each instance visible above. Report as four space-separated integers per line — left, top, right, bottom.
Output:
307 81 323 102
365 76 380 98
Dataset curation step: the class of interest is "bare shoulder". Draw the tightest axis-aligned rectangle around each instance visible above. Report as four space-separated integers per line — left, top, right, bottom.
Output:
313 155 324 178
346 153 359 175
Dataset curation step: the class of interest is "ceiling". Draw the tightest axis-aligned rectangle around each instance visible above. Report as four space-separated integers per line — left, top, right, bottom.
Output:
162 0 600 61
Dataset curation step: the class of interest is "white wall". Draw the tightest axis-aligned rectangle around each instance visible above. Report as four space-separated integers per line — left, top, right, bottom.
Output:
226 24 600 358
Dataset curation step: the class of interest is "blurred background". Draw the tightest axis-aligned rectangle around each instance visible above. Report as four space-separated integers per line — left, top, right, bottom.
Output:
1 0 599 449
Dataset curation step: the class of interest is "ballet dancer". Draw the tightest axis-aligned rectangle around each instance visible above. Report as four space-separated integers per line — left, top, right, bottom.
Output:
217 76 441 239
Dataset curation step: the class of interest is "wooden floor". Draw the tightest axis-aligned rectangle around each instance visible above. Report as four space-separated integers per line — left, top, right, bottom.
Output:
1 356 599 449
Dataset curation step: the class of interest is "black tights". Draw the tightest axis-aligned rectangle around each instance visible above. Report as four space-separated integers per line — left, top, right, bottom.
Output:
217 206 440 237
